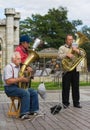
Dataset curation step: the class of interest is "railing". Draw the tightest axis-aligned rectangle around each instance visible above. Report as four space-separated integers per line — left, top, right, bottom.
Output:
80 72 90 83
52 71 90 86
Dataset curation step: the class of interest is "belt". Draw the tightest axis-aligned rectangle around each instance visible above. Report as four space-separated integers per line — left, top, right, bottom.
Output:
5 84 18 87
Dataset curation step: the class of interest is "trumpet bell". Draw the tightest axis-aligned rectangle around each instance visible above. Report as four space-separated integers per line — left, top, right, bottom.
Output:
32 38 41 50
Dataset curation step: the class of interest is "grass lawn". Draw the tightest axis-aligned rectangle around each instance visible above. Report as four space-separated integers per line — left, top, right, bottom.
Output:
31 81 90 90
0 81 90 91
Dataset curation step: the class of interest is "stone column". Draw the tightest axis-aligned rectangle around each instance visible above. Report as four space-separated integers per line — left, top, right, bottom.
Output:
5 8 15 64
14 12 20 46
0 37 6 70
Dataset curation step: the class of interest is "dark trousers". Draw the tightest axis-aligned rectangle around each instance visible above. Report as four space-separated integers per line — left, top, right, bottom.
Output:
62 69 80 106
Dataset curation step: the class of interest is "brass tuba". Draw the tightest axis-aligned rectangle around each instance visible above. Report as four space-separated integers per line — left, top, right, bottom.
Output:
18 38 42 89
18 50 39 89
62 32 89 72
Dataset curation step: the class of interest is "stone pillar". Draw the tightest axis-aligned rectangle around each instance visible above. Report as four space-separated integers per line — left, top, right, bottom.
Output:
5 8 15 64
14 12 20 46
0 37 6 70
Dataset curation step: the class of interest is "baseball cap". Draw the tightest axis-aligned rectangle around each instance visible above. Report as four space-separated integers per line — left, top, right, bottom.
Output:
20 35 31 43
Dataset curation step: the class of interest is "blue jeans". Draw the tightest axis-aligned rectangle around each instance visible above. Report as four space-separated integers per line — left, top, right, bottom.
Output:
4 85 39 116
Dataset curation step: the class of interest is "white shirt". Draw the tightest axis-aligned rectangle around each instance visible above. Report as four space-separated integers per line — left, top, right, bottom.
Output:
3 62 20 86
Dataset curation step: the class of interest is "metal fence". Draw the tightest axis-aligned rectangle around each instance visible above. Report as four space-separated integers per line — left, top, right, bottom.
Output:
0 71 90 90
52 71 90 85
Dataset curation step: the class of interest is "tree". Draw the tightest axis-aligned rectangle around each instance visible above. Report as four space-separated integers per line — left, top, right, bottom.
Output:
80 43 90 70
81 25 90 39
72 20 83 28
20 7 82 49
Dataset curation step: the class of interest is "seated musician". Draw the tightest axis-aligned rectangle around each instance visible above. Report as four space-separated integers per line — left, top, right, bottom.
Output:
3 52 39 120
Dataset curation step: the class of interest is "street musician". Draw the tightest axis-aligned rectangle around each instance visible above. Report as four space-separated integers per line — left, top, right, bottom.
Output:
58 34 83 109
3 52 39 120
15 35 34 87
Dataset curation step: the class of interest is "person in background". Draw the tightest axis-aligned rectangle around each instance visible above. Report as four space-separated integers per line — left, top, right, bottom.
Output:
3 52 39 120
15 35 31 63
15 35 34 86
58 34 82 109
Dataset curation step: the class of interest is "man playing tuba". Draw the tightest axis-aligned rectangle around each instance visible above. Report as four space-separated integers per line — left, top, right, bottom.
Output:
15 35 34 88
3 52 39 120
58 34 83 109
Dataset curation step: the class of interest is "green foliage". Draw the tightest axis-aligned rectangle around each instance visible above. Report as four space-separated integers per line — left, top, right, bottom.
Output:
81 25 90 39
72 20 83 27
0 44 1 51
80 43 90 70
20 6 82 49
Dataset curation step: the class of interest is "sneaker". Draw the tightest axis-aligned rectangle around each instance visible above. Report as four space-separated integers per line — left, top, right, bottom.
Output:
29 112 34 115
29 112 43 118
29 112 44 121
29 112 38 116
20 114 30 120
33 112 39 116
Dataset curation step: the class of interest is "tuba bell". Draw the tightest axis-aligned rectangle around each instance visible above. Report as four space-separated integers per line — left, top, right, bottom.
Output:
62 32 89 72
18 38 42 89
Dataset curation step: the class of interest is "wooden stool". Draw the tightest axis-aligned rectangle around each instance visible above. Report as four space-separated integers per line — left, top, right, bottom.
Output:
8 97 21 118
